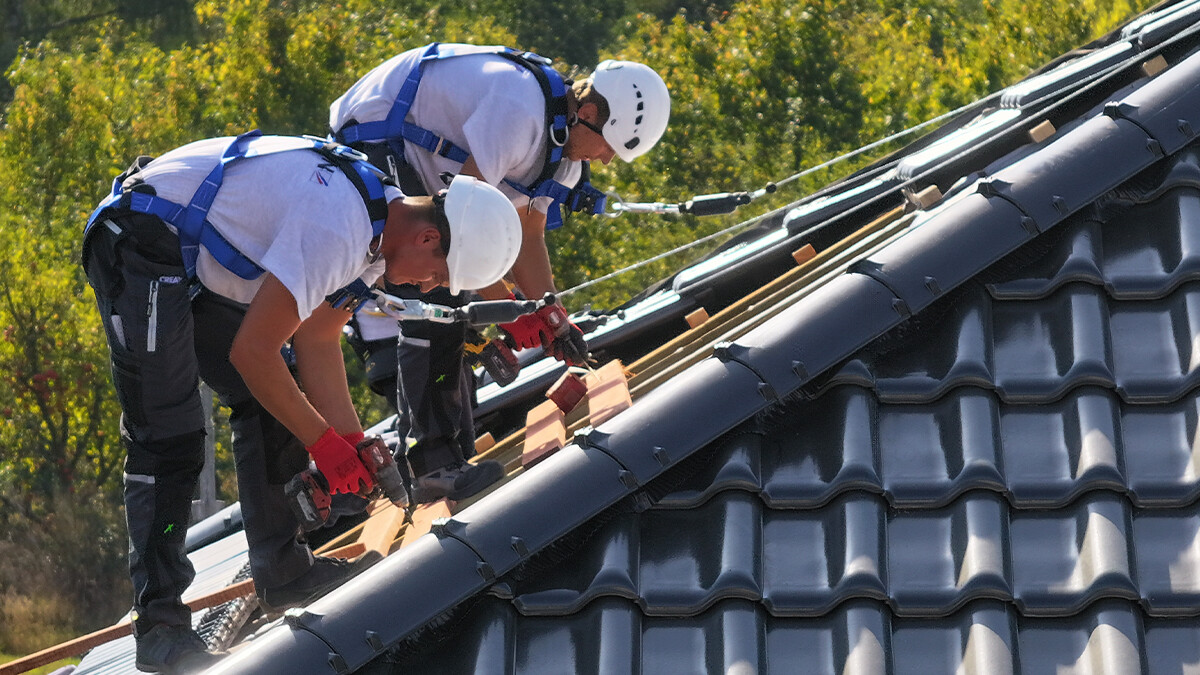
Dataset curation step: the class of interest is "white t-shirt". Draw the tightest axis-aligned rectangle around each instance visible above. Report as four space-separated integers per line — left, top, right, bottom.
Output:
132 136 399 320
329 44 582 214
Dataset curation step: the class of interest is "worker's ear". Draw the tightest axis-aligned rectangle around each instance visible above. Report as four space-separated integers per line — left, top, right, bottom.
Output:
417 226 444 251
577 101 600 124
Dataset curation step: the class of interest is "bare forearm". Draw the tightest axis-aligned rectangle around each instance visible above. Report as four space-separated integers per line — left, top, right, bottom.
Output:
231 274 354 448
293 332 360 436
230 342 328 445
511 209 555 298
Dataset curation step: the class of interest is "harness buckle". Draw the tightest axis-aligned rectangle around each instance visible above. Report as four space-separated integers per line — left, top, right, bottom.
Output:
520 51 553 66
549 125 569 148
304 135 370 163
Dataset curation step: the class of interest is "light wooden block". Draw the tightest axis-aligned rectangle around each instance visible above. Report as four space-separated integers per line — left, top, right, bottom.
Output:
586 360 633 426
1029 120 1056 144
325 542 367 560
474 431 495 454
791 244 816 265
905 185 943 210
523 399 568 467
685 307 709 328
360 499 409 556
400 499 452 549
1143 54 1168 78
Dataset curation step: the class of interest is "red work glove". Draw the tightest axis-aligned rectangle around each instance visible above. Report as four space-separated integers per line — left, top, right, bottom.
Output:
499 313 553 350
307 427 374 495
341 431 365 446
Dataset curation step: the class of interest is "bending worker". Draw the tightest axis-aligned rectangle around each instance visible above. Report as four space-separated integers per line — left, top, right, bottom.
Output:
330 43 670 504
82 131 520 674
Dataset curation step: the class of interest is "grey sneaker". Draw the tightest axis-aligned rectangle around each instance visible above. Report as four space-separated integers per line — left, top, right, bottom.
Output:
410 460 504 503
258 550 383 615
134 623 225 674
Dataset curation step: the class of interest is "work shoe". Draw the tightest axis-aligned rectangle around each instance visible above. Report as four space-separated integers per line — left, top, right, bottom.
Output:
410 460 504 504
134 623 226 674
258 550 384 615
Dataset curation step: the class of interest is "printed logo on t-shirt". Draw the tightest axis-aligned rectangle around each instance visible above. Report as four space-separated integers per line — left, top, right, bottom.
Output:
311 163 335 187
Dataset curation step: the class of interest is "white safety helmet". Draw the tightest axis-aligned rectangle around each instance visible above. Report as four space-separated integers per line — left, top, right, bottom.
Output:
441 175 521 294
589 60 670 162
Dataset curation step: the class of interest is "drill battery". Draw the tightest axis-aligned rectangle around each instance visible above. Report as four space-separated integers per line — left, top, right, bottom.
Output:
463 330 520 386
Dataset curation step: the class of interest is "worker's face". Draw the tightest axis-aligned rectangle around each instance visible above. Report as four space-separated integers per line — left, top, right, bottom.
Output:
566 103 617 165
384 227 449 291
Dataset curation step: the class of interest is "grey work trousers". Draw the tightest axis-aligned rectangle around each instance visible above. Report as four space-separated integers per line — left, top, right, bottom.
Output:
345 142 476 477
83 212 313 632
391 284 477 477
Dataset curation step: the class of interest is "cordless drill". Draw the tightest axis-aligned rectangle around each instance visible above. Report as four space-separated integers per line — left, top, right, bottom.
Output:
285 436 410 531
538 294 590 366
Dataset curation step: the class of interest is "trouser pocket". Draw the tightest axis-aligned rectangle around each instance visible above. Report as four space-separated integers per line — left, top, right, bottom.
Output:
90 230 202 443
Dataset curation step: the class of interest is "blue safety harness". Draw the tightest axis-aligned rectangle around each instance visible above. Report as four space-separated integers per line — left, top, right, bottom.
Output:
332 43 606 230
85 131 389 310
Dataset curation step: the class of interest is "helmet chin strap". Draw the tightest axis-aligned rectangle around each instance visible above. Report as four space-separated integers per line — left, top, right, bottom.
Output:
574 117 606 137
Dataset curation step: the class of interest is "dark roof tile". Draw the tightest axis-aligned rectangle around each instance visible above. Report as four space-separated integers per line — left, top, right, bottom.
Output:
890 603 1016 674
992 285 1115 401
1011 495 1139 615
638 491 764 615
1111 287 1200 400
879 390 1006 506
1016 601 1144 673
887 496 1011 616
655 433 763 509
1132 505 1200 616
761 494 890 616
760 386 882 508
1123 395 1200 505
1144 618 1200 672
1000 388 1126 507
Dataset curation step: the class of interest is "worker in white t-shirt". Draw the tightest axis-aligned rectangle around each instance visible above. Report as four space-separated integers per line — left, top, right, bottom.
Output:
81 132 521 673
329 43 670 504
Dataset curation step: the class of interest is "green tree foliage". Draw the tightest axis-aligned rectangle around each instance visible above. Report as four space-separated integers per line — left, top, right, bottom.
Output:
551 0 868 308
0 0 196 103
0 0 1163 646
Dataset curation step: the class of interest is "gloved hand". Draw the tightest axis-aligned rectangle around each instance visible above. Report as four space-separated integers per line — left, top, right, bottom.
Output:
537 304 589 366
498 312 552 350
307 427 374 495
549 321 589 366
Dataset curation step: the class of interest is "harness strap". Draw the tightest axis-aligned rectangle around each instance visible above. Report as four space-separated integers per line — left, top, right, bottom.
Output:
332 43 598 229
86 132 389 285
